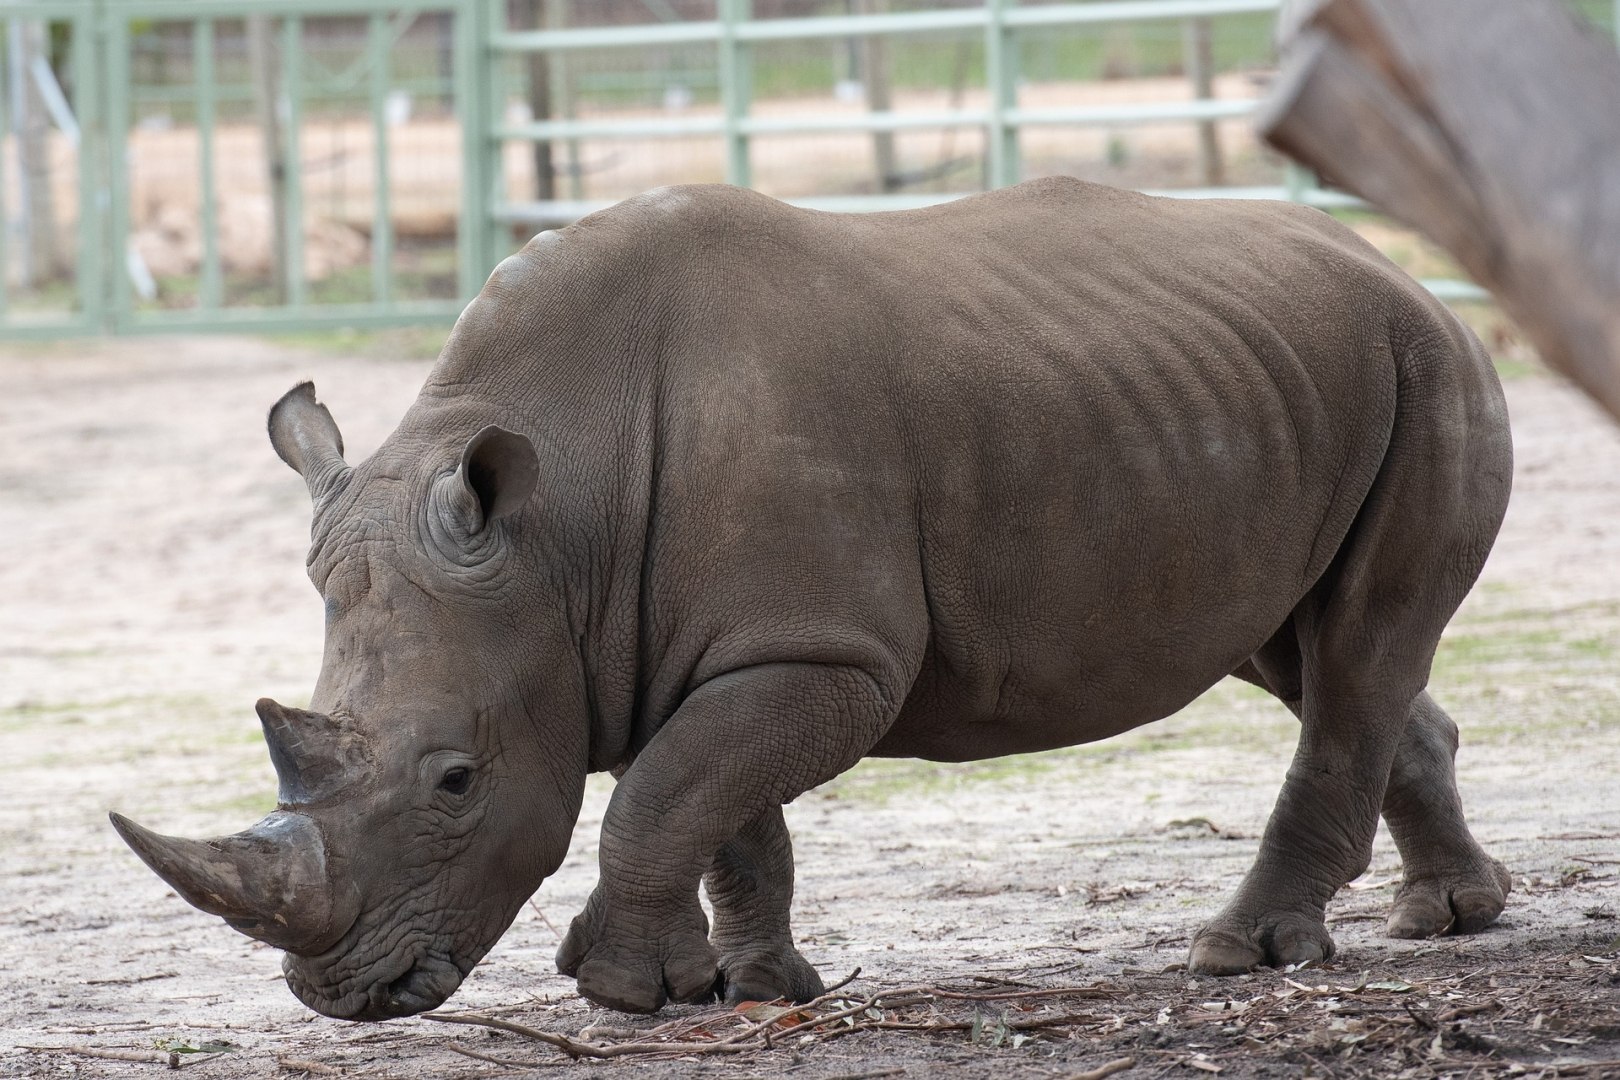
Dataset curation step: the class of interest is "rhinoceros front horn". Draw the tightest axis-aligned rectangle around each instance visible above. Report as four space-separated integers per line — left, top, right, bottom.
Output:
108 810 350 956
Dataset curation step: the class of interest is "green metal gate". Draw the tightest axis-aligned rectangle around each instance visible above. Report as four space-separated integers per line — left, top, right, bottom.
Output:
8 0 1575 340
0 0 493 338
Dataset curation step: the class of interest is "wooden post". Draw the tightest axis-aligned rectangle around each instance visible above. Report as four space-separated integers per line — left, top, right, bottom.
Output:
1182 16 1223 187
515 0 555 202
247 15 287 304
854 0 899 193
11 19 60 285
1258 0 1620 421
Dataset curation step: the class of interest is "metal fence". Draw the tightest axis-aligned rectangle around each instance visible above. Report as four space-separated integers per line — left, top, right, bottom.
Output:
7 0 1615 338
0 0 488 337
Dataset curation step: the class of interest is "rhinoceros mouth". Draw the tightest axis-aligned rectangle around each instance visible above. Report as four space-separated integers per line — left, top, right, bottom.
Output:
285 948 469 1021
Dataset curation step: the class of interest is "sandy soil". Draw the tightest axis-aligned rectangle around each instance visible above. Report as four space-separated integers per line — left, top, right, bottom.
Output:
1 335 1617 1079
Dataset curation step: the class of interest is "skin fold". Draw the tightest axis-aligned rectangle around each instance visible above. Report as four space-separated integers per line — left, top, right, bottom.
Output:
113 177 1514 1019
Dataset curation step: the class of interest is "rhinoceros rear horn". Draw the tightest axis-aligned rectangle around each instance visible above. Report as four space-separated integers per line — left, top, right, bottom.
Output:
109 810 349 956
255 698 359 804
268 381 350 502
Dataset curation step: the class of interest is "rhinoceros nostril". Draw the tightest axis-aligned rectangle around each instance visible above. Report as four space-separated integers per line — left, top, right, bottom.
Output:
383 962 455 1016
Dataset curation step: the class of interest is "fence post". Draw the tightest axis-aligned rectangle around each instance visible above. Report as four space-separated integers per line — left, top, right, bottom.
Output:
105 9 133 330
855 0 900 193
718 0 751 188
247 15 288 304
1182 15 1224 187
0 18 10 318
283 15 305 307
368 11 393 304
195 18 222 311
458 0 495 296
76 3 107 332
984 0 1018 188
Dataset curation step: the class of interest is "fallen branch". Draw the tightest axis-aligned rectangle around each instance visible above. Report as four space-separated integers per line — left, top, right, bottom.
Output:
21 1045 170 1065
1065 1058 1137 1080
423 979 1130 1063
444 1042 552 1069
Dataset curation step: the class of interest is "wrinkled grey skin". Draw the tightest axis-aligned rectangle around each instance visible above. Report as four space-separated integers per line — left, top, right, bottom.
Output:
113 178 1514 1020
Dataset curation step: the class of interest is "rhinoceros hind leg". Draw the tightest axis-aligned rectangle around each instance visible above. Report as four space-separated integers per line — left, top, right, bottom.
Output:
706 806 826 1004
1380 692 1512 939
1232 657 1512 943
1191 325 1511 977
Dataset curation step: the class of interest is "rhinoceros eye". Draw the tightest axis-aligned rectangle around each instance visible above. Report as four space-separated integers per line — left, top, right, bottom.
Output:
439 767 472 796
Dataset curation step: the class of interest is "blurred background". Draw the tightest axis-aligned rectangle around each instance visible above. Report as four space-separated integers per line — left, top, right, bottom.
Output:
0 0 1612 338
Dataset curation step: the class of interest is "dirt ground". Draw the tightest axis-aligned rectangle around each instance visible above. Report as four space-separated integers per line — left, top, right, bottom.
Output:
1 333 1617 1079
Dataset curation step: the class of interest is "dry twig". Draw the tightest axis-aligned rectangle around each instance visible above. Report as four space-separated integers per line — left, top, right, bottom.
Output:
1064 1058 1137 1080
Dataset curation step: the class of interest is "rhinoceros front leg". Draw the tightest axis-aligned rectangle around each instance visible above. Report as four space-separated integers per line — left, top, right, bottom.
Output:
557 662 894 1013
705 805 825 1004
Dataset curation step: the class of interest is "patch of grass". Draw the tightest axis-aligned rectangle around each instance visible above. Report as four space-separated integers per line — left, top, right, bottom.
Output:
266 323 451 361
819 677 1292 806
195 790 279 821
1437 618 1618 672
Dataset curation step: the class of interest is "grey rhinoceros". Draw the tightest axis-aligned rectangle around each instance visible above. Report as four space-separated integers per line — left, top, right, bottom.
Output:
112 178 1514 1020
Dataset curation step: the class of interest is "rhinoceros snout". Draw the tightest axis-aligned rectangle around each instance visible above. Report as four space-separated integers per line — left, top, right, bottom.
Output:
285 951 466 1021
378 961 461 1018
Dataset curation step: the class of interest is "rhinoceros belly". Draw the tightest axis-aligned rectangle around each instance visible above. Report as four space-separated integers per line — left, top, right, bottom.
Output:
870 311 1394 761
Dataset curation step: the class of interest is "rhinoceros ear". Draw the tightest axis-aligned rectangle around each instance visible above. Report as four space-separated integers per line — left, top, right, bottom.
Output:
268 382 349 503
458 425 538 528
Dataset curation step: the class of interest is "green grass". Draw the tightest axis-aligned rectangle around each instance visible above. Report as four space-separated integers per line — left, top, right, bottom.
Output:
195 790 279 821
815 599 1620 806
819 677 1289 805
266 324 450 361
136 243 460 314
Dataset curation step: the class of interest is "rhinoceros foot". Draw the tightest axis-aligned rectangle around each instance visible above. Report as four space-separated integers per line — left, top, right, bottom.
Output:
557 893 718 1014
717 943 825 1005
1385 857 1512 939
1186 910 1335 976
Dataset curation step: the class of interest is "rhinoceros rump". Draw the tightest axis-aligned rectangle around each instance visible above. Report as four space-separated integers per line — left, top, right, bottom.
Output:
113 178 1514 1020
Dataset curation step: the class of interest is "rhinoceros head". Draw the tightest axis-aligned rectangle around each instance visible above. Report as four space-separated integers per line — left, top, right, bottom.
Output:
112 382 590 1020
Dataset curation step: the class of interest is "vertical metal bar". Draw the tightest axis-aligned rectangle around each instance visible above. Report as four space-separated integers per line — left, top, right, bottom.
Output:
486 0 507 268
717 0 751 187
1182 15 1223 187
195 18 221 311
1284 160 1311 203
455 0 485 298
0 17 10 319
106 11 133 330
369 11 392 304
8 21 31 289
550 0 583 203
77 5 105 331
984 0 1018 188
283 15 305 306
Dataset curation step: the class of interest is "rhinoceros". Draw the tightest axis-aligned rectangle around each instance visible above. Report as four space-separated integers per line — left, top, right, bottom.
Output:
111 178 1514 1020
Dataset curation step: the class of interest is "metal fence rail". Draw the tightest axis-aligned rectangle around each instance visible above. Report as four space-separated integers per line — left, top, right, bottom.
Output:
14 0 1608 338
483 0 1496 300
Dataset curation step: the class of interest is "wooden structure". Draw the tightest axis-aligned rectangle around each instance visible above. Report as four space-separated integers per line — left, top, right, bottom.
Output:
1258 0 1620 420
